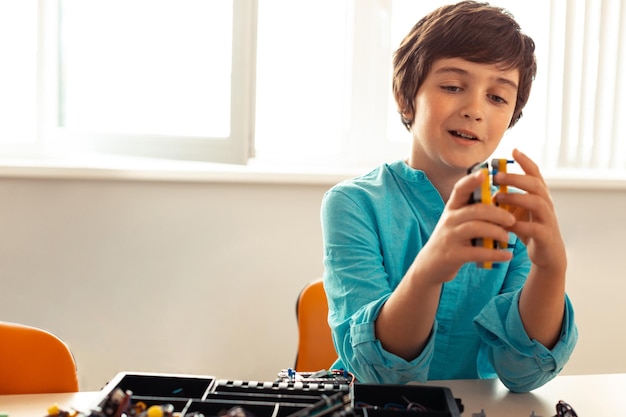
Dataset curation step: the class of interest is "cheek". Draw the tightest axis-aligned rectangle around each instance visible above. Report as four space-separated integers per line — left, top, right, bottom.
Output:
413 94 440 126
490 110 515 135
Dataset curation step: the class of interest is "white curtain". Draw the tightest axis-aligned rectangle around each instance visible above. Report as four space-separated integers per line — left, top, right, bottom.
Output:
544 0 626 171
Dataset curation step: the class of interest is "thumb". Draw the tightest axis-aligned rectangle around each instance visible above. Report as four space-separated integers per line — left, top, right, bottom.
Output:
447 168 487 210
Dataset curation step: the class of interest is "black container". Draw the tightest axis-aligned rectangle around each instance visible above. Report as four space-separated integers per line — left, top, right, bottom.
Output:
92 372 339 416
103 372 215 398
184 399 306 417
91 372 462 417
350 384 462 417
93 372 216 413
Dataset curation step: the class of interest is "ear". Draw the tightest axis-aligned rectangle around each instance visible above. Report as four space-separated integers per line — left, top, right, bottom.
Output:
394 93 413 121
398 105 413 126
399 108 413 121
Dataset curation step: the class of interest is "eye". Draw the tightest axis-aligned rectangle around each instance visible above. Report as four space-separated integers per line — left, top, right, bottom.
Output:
441 85 462 93
488 94 508 105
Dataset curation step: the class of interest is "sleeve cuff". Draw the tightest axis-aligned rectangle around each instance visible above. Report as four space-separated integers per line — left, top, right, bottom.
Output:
473 290 578 391
347 306 437 384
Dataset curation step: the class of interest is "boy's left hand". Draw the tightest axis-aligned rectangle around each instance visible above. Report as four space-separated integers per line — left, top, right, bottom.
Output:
493 148 566 274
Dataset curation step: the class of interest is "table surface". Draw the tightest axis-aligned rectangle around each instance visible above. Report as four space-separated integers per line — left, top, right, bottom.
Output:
0 391 99 417
0 373 622 417
423 373 624 416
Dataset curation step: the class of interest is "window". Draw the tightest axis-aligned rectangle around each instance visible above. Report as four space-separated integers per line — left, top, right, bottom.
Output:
2 0 256 164
59 1 234 138
0 1 38 146
1 1 625 174
544 0 626 172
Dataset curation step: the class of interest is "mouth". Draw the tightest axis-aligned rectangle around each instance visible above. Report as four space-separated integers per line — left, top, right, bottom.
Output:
449 130 479 141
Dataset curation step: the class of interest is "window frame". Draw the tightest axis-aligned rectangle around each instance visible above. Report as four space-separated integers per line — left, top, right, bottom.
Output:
37 0 257 165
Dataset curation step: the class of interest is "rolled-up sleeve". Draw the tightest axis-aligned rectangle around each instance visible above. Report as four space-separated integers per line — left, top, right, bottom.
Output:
333 294 437 384
473 290 578 392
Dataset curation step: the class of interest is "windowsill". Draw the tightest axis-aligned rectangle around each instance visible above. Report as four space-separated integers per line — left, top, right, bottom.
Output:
1 151 626 190
0 151 367 186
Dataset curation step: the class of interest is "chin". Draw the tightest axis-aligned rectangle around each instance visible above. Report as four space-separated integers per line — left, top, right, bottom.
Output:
443 154 486 172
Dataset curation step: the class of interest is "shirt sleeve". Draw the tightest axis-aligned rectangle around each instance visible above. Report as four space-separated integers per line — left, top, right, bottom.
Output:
321 187 436 383
331 294 439 384
473 290 578 393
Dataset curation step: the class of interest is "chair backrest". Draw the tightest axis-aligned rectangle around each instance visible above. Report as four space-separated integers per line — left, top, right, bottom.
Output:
0 321 79 394
294 279 338 371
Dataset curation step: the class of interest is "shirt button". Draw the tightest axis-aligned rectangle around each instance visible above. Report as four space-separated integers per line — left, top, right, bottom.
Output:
438 324 446 333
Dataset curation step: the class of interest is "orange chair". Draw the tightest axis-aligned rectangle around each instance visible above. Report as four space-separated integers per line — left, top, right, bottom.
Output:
0 321 79 394
294 279 338 372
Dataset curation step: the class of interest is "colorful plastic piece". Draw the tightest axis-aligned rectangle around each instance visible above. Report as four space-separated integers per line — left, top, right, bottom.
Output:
467 158 514 269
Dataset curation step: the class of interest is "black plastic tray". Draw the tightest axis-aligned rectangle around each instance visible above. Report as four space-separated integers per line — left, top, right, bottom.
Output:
90 372 462 417
351 383 462 417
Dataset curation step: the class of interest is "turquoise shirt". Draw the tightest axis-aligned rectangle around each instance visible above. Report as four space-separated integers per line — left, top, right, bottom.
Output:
320 160 577 392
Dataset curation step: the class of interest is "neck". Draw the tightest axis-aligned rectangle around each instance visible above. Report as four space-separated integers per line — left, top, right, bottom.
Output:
405 156 467 203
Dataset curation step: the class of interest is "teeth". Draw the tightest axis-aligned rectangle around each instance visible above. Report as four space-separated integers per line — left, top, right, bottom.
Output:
453 131 476 140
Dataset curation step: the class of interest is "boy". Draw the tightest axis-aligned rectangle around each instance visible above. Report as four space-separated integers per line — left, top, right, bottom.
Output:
321 1 577 393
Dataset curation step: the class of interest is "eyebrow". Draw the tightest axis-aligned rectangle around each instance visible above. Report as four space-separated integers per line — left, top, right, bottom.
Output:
434 66 519 90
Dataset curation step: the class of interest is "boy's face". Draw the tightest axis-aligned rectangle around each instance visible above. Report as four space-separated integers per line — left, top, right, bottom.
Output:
406 57 519 175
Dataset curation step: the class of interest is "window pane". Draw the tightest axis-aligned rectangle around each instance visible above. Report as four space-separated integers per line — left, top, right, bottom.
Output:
0 1 37 144
254 0 349 159
59 0 233 137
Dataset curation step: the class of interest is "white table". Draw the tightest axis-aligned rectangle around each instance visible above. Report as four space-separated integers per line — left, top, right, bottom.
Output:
0 391 99 417
423 373 624 416
0 373 622 416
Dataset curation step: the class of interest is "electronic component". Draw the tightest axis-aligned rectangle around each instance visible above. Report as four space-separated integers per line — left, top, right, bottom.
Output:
467 158 514 269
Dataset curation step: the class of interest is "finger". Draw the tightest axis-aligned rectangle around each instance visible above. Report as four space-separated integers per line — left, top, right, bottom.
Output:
492 149 544 194
493 169 550 201
447 169 486 210
470 246 514 264
457 217 513 245
506 219 540 239
512 148 544 181
495 186 554 220
430 225 513 266
462 203 517 228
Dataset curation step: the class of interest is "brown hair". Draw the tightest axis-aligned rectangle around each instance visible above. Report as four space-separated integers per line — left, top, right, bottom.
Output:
392 1 536 131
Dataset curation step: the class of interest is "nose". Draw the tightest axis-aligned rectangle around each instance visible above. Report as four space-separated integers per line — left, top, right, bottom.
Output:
461 94 484 121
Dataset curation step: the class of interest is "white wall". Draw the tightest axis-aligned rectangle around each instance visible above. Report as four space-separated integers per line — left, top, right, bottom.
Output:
1 173 625 391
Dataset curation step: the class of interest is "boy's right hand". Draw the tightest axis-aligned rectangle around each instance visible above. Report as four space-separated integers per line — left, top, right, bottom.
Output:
417 170 516 283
